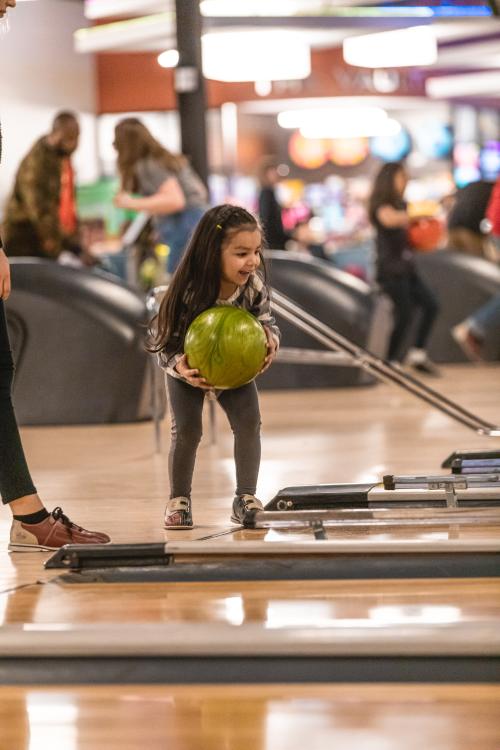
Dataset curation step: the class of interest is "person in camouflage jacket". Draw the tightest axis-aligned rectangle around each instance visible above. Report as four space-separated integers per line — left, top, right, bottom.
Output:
3 111 80 259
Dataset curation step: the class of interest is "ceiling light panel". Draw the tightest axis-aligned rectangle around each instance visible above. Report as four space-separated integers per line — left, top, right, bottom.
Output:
84 0 172 20
75 12 174 53
426 70 500 98
343 25 437 67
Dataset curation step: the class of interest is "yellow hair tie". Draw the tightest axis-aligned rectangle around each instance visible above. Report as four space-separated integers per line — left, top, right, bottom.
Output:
216 224 222 230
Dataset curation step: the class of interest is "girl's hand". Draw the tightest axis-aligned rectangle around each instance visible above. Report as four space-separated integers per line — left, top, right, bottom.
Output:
175 354 212 390
260 326 277 374
0 249 11 301
113 191 136 210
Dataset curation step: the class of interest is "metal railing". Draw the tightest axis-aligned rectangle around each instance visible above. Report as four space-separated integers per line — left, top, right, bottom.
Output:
271 289 500 437
146 285 500 441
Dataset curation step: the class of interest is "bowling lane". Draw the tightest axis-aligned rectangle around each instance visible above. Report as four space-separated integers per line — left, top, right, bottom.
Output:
2 577 499 626
1 684 499 750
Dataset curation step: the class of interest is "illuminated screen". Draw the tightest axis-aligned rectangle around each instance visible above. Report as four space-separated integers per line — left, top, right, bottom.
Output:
415 122 453 159
480 141 500 180
371 128 411 162
453 142 481 187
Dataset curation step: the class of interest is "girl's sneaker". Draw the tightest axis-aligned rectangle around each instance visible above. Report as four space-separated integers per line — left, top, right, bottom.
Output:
231 494 263 525
164 497 193 529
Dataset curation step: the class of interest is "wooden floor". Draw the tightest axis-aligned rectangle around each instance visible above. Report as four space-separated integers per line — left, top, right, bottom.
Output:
1 364 499 748
1 684 500 750
2 363 500 581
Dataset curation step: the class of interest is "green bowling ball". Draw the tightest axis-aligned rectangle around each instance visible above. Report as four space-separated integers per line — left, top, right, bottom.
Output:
184 306 267 389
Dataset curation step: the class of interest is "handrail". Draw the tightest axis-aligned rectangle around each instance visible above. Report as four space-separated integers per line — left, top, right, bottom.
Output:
147 285 500 437
271 288 500 437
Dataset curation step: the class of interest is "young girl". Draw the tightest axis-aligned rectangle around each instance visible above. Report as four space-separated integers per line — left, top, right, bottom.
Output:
150 204 280 528
369 162 440 375
113 118 208 275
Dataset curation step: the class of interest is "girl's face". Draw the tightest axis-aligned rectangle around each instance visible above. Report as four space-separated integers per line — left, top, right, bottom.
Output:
394 168 408 197
0 0 16 17
220 228 262 290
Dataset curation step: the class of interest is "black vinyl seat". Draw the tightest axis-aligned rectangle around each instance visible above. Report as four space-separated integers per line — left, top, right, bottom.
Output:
415 250 500 362
259 250 392 390
6 259 152 425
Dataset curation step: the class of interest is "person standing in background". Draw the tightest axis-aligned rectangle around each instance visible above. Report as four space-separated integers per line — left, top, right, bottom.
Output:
486 173 500 255
451 173 500 360
446 179 494 259
257 157 288 251
3 111 86 262
113 118 208 276
369 162 440 375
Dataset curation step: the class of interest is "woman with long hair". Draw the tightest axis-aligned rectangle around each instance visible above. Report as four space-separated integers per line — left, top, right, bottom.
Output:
369 162 439 374
113 118 209 275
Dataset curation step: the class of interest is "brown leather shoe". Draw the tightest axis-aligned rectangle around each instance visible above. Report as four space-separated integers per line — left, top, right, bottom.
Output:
8 507 111 552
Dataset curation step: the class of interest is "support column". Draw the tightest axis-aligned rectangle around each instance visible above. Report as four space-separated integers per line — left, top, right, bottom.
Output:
174 0 209 186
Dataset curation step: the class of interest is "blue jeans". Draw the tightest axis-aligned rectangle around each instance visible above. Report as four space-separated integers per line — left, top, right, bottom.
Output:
157 206 205 275
469 292 500 338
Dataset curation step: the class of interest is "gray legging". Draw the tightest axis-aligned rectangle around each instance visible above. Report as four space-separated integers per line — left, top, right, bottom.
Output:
166 375 261 499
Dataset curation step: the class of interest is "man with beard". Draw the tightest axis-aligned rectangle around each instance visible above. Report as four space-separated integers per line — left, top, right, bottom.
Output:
3 111 83 260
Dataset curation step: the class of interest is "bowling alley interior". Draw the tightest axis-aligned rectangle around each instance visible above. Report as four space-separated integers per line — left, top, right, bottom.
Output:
0 1 500 748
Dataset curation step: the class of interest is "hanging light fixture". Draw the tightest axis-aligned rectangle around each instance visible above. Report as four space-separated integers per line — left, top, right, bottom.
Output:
301 118 401 140
343 26 437 68
158 49 179 68
278 107 401 140
201 31 311 82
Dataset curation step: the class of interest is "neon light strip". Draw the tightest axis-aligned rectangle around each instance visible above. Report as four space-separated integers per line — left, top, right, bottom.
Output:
431 6 492 16
74 11 172 40
315 6 492 17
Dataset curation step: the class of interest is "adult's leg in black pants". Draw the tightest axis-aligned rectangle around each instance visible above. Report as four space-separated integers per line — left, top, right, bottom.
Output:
410 271 439 350
1 300 110 548
381 274 414 361
0 300 39 510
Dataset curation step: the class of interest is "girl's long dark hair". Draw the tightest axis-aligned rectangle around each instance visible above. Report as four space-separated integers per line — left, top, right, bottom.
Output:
148 204 266 354
114 117 185 192
368 162 405 225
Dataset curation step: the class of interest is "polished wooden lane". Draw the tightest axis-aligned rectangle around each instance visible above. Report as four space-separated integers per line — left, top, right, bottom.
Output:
0 364 499 589
1 684 499 750
2 578 500 626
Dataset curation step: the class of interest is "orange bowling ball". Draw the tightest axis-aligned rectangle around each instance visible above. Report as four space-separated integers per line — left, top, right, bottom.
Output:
408 217 445 252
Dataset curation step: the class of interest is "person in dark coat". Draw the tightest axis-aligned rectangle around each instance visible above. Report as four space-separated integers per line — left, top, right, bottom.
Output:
257 157 288 250
369 162 440 374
